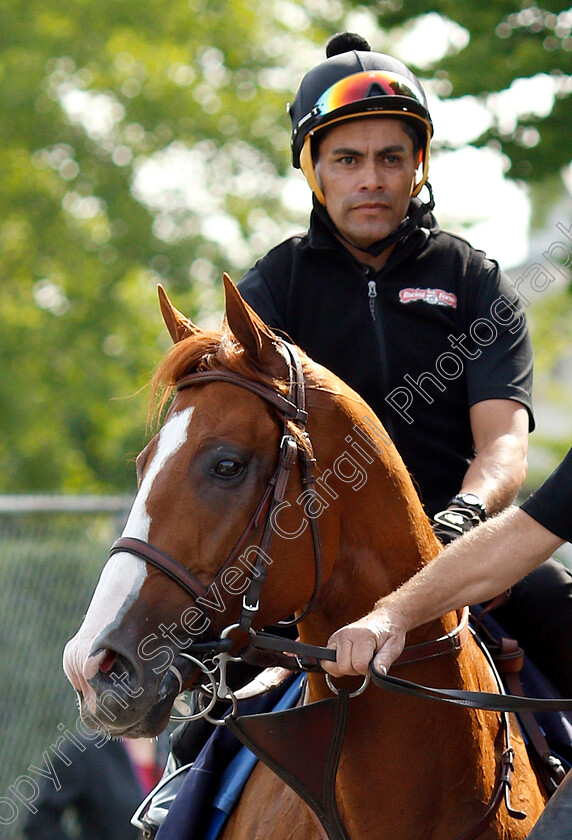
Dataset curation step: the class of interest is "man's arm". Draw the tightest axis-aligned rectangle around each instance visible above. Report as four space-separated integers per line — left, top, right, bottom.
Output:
430 399 530 544
323 506 563 678
23 759 82 840
461 399 529 515
24 804 72 840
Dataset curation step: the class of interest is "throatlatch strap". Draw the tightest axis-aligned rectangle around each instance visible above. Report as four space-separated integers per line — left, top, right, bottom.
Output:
226 692 351 840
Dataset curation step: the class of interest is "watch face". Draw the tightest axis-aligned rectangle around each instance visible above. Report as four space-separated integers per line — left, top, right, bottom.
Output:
454 493 486 519
460 493 481 506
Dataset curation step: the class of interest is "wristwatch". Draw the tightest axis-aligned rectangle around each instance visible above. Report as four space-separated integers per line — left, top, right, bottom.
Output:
448 492 487 522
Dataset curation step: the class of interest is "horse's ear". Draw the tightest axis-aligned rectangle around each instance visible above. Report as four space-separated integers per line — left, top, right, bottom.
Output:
223 273 285 371
157 284 200 343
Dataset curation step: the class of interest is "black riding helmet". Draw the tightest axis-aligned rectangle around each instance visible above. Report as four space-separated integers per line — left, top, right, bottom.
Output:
289 32 434 207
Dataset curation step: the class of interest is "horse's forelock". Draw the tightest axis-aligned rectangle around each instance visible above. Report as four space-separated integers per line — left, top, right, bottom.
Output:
149 327 290 423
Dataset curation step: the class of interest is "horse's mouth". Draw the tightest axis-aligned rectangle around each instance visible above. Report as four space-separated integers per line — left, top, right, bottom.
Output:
76 665 185 738
72 644 214 738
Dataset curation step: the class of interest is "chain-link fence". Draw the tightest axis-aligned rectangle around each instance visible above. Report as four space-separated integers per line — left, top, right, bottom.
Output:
2 494 571 840
0 496 132 840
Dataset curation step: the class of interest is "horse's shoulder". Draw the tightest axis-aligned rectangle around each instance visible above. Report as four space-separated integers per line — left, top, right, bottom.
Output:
221 760 319 840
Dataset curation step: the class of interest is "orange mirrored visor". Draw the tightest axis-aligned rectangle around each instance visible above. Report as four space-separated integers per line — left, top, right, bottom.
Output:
313 70 426 119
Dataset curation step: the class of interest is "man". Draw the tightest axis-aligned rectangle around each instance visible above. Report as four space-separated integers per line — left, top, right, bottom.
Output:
322 446 572 677
22 736 150 840
239 32 572 693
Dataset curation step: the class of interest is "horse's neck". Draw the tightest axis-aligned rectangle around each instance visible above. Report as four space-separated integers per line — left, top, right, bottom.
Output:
285 379 544 840
301 392 450 649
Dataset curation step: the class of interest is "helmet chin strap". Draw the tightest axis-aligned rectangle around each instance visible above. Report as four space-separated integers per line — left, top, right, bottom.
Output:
313 182 435 259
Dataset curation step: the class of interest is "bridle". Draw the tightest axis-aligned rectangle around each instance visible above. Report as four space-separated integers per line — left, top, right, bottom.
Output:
109 337 473 690
110 338 325 646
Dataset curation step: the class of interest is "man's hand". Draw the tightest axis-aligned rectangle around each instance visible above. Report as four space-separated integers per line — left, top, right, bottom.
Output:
322 607 408 678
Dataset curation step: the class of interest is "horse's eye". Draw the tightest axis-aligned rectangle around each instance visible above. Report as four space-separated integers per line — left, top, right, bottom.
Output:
214 459 244 478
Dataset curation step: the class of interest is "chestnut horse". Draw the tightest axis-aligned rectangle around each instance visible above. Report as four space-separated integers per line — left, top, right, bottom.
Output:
63 276 546 839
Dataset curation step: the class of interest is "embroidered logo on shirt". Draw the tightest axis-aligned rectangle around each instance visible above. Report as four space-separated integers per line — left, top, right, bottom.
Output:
399 288 458 308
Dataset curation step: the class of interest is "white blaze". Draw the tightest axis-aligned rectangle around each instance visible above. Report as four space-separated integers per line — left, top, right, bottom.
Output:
63 407 194 697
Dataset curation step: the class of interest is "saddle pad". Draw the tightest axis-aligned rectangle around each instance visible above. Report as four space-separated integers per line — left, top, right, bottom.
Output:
474 607 572 763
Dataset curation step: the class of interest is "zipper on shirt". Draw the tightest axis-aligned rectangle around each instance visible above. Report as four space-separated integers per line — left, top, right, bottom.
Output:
367 279 377 321
360 264 396 440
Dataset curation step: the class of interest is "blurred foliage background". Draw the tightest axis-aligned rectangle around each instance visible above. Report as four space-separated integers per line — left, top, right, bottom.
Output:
1 0 571 494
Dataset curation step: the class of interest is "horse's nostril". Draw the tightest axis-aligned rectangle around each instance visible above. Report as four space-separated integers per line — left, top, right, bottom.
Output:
95 650 142 697
99 650 118 674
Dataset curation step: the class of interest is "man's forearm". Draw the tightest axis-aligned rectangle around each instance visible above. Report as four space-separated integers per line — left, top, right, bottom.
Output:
460 438 527 515
324 506 563 678
381 507 563 633
464 401 529 515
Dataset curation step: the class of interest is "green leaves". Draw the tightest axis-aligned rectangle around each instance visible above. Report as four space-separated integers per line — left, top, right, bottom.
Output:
1 0 570 491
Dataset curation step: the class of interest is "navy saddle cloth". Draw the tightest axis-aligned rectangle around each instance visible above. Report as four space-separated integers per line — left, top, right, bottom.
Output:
156 674 302 840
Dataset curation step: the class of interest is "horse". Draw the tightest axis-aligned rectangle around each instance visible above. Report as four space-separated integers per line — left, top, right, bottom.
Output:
63 274 547 839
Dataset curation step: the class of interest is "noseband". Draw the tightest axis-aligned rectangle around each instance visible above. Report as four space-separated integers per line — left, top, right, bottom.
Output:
110 340 324 639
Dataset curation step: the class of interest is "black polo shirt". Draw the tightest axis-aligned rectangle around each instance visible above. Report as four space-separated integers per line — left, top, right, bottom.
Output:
521 448 572 543
239 206 534 517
